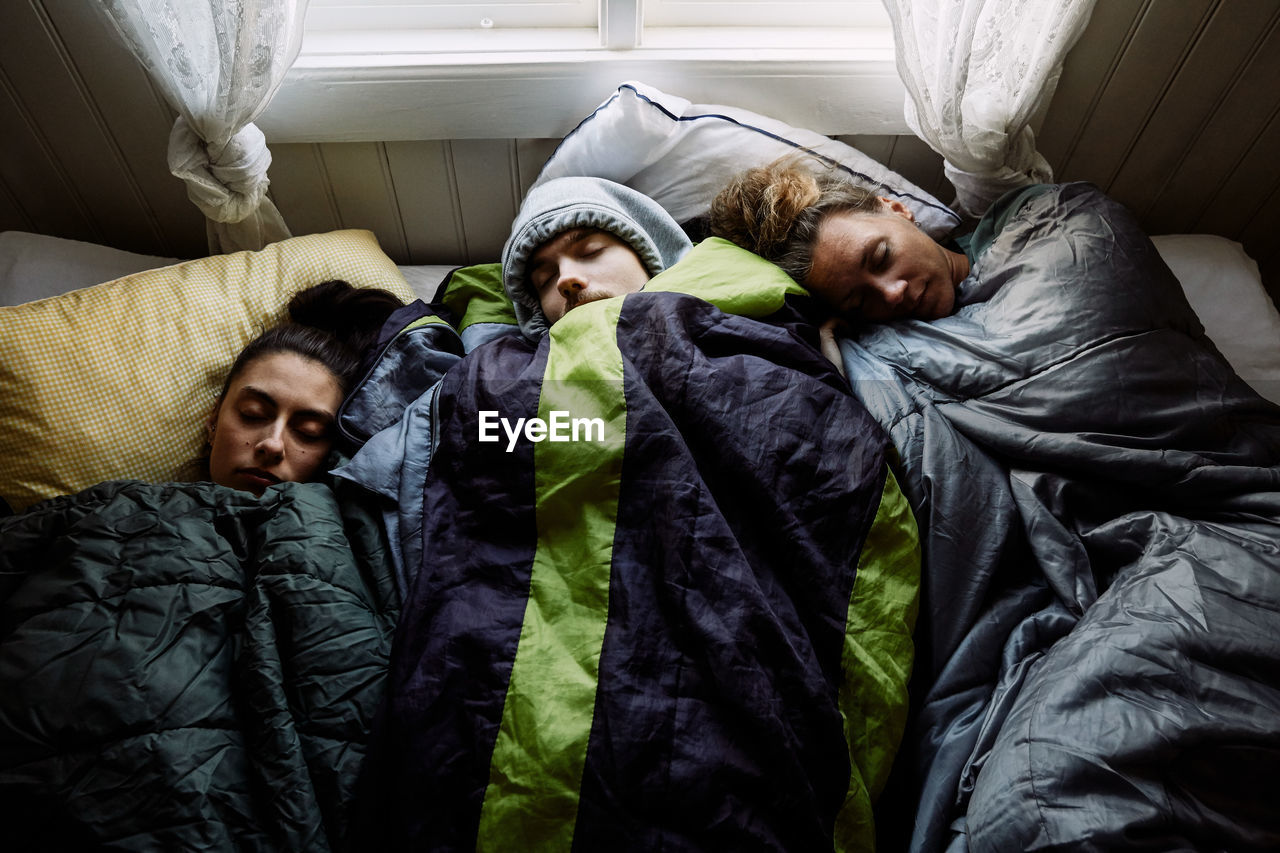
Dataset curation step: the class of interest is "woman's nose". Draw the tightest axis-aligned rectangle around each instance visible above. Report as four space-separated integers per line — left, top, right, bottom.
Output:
255 423 286 461
877 277 909 305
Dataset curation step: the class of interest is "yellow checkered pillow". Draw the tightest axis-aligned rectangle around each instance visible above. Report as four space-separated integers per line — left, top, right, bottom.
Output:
0 229 414 512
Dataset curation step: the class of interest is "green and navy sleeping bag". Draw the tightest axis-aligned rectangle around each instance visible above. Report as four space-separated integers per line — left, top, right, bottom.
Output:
353 239 921 851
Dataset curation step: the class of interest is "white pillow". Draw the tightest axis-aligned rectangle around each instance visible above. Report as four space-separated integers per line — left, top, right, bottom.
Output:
1151 234 1280 405
532 81 962 240
397 264 458 302
0 231 178 307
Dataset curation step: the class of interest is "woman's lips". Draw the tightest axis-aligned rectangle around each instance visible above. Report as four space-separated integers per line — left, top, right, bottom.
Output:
238 468 281 489
911 280 929 316
912 279 948 320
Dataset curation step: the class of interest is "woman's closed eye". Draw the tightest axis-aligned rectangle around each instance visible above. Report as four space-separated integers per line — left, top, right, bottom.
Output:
292 419 332 443
872 241 889 270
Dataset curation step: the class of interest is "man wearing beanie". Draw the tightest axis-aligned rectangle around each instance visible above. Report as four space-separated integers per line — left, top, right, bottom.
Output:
502 176 693 340
356 168 916 853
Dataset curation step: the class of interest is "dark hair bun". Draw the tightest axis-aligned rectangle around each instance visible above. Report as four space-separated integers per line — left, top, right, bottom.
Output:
288 279 405 358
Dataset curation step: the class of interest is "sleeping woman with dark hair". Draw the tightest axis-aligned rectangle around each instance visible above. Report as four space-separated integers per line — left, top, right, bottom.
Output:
0 282 409 853
200 279 404 494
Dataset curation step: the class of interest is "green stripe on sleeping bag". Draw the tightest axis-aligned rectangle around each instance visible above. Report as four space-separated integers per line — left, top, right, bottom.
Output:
439 263 518 331
645 237 807 317
834 467 920 853
477 297 627 851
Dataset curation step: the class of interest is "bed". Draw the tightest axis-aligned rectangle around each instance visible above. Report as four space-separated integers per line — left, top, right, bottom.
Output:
2 81 1279 852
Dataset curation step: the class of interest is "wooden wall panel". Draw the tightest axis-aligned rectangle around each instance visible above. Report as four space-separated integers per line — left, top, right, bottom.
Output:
1037 0 1280 299
884 135 949 204
384 140 467 266
268 143 345 240
38 0 204 258
1037 0 1147 172
0 2 180 253
1240 183 1280 307
841 134 896 167
1264 258 1280 309
449 140 523 264
0 67 95 241
1141 12 1280 237
837 134 950 206
0 172 33 234
516 139 562 197
316 142 411 260
1195 108 1280 239
1106 1 1280 219
1054 0 1217 189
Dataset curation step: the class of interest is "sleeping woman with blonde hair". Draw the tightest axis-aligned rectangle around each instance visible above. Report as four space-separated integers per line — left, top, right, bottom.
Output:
710 157 979 323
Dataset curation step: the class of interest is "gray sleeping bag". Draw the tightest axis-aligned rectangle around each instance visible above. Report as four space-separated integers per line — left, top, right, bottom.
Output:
841 182 1280 852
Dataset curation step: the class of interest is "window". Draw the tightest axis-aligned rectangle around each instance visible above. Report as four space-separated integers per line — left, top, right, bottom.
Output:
306 1 598 31
643 1 890 29
303 0 892 50
265 0 904 143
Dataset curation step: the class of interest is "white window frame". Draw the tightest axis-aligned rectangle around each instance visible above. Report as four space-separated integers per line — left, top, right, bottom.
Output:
305 0 600 33
258 0 906 143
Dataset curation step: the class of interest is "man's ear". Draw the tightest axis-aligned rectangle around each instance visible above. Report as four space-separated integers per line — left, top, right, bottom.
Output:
877 196 916 222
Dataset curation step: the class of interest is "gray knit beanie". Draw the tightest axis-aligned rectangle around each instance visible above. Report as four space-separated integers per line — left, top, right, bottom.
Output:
502 176 692 340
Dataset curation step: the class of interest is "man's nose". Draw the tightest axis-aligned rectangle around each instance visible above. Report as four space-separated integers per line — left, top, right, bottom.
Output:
557 268 587 299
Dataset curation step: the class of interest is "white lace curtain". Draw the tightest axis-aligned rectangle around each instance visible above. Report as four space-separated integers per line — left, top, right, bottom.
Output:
881 0 1097 218
99 0 311 253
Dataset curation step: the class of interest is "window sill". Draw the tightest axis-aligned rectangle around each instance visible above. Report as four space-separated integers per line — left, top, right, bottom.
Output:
258 27 907 143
